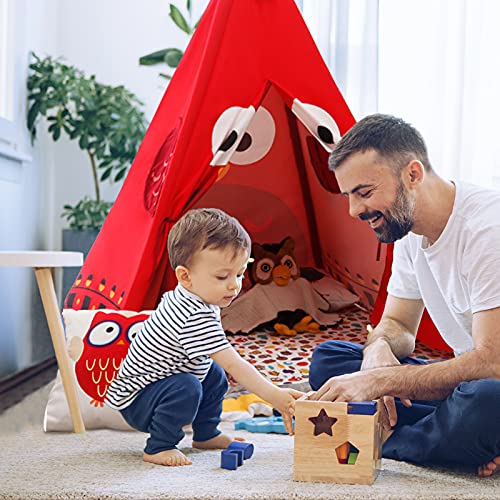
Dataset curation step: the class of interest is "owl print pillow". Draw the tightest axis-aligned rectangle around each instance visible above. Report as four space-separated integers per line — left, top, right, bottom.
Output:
44 309 151 432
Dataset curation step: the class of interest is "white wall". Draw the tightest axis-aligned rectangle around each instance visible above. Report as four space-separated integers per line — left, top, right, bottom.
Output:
0 0 60 377
49 0 208 247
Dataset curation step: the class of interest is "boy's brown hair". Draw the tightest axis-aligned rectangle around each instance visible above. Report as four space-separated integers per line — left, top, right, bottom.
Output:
167 208 251 269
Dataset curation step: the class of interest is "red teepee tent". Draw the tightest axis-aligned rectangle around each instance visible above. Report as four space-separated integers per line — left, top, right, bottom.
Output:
64 0 449 352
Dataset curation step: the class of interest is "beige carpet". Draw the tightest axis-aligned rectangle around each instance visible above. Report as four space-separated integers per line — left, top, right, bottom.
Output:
0 383 499 500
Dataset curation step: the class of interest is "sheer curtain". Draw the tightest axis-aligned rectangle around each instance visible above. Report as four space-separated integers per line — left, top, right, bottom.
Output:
379 0 500 188
301 0 379 120
302 0 500 188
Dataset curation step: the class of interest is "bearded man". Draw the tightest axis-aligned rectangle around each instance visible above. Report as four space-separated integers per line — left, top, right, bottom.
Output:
309 114 500 477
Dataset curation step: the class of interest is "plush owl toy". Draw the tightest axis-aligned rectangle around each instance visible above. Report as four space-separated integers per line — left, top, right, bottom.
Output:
247 237 321 335
221 236 344 336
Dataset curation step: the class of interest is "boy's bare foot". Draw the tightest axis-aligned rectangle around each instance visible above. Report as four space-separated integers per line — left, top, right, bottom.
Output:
143 449 192 466
192 433 245 450
478 456 500 477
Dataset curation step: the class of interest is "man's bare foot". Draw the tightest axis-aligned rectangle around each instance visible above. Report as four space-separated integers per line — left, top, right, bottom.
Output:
143 449 192 466
192 433 245 450
478 456 500 477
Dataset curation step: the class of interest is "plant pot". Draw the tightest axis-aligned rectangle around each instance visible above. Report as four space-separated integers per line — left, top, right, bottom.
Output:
62 228 99 301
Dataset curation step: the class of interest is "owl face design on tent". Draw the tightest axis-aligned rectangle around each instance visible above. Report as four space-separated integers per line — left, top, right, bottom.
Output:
64 0 389 334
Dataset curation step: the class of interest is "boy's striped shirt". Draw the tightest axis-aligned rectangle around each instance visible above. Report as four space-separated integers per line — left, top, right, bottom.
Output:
105 284 230 410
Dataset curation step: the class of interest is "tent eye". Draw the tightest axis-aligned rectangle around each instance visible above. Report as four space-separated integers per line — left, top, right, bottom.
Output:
219 130 238 151
291 99 341 152
211 106 275 166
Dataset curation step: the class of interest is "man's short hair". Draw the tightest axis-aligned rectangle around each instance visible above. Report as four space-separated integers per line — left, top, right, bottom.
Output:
167 208 251 269
329 114 432 174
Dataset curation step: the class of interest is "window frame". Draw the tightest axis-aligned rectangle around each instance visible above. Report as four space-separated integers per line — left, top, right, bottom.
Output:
0 0 16 144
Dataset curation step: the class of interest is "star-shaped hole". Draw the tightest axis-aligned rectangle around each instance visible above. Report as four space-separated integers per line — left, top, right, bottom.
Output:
308 408 338 436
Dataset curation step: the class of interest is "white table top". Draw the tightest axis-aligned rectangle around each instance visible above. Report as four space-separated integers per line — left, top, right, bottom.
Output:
0 251 83 268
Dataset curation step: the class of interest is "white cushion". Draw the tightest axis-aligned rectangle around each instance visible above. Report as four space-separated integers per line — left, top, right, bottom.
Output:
44 309 152 432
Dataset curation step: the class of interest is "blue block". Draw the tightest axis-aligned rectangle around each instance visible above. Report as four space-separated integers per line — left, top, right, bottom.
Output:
229 448 244 466
227 441 254 459
221 450 238 470
234 416 291 434
347 401 377 415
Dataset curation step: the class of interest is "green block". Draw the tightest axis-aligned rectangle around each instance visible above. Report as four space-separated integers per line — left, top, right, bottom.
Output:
348 452 358 465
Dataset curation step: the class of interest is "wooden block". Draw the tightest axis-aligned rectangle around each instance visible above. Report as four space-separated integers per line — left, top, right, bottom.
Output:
293 399 383 484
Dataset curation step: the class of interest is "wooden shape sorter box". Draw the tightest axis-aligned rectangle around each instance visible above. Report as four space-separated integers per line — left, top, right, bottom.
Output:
293 398 383 485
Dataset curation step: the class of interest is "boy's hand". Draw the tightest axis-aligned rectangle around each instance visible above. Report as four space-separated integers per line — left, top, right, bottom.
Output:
271 388 304 435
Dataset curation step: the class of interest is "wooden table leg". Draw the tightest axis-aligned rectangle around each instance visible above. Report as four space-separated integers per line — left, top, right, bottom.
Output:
34 267 85 433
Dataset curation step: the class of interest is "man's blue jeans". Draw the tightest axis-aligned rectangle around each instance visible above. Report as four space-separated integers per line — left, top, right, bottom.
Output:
120 361 228 454
309 340 500 466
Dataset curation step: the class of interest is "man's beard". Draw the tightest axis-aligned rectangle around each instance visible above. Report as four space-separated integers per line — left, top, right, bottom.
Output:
360 181 415 243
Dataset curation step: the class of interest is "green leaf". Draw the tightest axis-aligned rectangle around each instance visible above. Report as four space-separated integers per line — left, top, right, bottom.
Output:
100 167 113 181
114 168 127 182
78 135 89 149
27 101 41 133
69 128 80 140
186 0 191 14
53 125 61 141
159 73 172 80
169 4 191 35
165 48 183 68
139 49 170 66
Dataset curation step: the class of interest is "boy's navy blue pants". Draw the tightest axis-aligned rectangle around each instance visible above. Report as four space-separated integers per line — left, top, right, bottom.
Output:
120 361 228 454
309 340 500 467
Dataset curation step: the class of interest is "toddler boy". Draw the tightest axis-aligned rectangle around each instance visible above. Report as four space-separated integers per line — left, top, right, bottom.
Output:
106 208 303 466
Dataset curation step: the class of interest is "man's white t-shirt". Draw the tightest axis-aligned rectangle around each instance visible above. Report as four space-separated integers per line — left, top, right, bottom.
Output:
387 181 500 356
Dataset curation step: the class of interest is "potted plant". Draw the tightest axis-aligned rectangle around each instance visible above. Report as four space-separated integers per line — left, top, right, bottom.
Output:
139 1 202 79
27 53 148 294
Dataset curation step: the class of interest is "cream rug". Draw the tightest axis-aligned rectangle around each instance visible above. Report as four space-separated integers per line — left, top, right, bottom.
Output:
0 383 499 500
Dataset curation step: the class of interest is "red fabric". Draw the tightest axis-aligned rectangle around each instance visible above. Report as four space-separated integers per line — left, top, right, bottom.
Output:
65 0 449 353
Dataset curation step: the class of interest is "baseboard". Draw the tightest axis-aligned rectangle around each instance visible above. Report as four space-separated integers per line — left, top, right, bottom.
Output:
0 357 57 396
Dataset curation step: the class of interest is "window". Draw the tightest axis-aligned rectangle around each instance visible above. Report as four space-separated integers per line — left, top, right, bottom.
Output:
378 0 500 189
0 0 15 143
303 0 500 190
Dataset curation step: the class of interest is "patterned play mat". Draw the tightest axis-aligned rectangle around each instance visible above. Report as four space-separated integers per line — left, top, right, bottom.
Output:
228 306 453 385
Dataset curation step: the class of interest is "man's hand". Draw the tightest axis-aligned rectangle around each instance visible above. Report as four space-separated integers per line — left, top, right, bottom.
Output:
362 337 412 429
309 370 385 402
